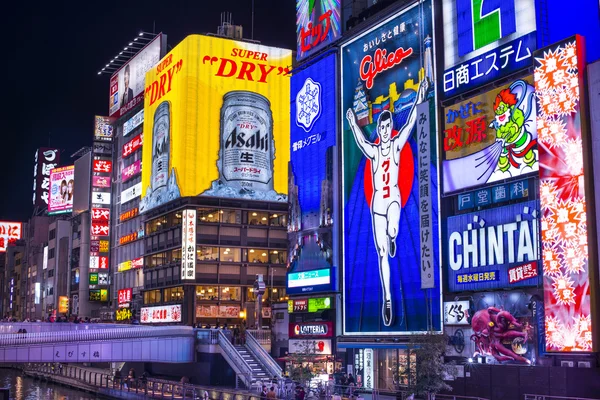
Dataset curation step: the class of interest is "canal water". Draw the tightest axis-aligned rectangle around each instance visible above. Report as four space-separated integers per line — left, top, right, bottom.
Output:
0 369 100 399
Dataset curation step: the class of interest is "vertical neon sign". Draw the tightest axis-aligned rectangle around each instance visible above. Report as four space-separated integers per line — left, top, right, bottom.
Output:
534 35 593 352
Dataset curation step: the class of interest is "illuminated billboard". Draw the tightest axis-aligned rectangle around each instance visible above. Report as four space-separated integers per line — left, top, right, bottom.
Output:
94 116 115 142
48 165 74 215
140 35 291 213
442 77 538 194
296 0 341 60
288 52 336 295
441 0 536 97
141 304 182 323
0 222 22 252
121 182 142 204
445 200 541 292
341 1 441 335
33 148 60 208
534 36 594 352
122 161 141 182
122 133 143 158
109 34 164 117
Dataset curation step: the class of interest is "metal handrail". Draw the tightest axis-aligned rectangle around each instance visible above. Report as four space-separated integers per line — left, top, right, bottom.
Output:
247 329 271 345
434 395 490 400
246 330 282 378
217 329 254 386
0 322 132 334
196 328 220 344
524 395 599 400
0 326 193 346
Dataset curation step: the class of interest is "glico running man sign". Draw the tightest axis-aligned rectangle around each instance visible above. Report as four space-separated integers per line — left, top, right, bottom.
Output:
341 1 441 335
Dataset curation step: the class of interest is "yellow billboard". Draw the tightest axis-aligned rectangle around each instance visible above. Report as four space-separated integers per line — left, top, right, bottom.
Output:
140 35 292 212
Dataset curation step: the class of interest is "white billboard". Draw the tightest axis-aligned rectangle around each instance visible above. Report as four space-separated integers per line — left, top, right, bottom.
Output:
109 34 163 117
121 182 142 204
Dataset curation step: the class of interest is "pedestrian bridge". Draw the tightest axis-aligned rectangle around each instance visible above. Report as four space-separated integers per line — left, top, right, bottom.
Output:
0 325 195 363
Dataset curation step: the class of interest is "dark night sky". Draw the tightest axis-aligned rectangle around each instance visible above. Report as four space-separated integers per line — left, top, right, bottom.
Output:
2 0 295 222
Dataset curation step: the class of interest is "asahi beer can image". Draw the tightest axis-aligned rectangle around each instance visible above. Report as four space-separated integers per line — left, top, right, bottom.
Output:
141 35 291 213
219 91 274 192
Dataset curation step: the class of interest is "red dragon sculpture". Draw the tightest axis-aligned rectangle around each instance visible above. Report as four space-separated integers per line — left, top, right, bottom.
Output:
470 307 531 364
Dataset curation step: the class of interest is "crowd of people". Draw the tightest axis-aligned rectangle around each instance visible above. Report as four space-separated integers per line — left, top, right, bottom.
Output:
1 315 94 323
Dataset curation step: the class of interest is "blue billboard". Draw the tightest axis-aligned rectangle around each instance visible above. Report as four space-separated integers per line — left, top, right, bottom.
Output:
445 200 541 292
341 1 441 335
287 53 337 295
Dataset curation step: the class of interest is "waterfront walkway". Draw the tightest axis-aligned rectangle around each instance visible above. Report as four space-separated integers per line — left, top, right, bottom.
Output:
23 364 260 400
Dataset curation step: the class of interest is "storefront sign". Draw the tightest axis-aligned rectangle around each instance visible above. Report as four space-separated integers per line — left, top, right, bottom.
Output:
288 299 308 313
181 209 196 280
121 182 142 204
141 304 182 323
119 207 139 222
116 308 132 321
122 133 143 158
118 257 143 272
308 297 332 313
58 296 69 314
289 322 333 338
195 305 240 318
288 339 332 355
118 288 133 307
123 109 144 137
122 160 141 182
443 300 470 325
287 268 330 292
364 348 374 389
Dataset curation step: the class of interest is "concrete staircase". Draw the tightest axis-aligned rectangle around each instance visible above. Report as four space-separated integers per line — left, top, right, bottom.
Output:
234 345 271 384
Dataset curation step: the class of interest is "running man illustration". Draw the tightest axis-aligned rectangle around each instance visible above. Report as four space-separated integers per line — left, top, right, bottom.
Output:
345 78 429 326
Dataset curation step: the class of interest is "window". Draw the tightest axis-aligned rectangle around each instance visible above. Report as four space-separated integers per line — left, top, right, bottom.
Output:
248 249 269 263
269 250 287 264
220 286 241 301
145 252 168 268
198 208 220 223
219 247 241 263
144 289 162 305
48 269 54 278
49 229 56 240
248 211 269 226
163 286 184 302
47 287 54 295
268 213 287 227
246 287 257 302
196 285 219 301
221 209 241 224
48 248 56 259
197 246 219 261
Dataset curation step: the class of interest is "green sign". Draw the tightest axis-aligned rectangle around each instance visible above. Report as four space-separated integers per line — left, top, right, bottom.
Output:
89 273 99 285
308 297 331 313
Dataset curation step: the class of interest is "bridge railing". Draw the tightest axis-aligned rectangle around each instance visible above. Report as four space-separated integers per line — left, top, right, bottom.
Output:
217 329 255 388
0 326 193 346
24 363 262 399
247 329 271 345
196 328 220 344
0 322 130 334
524 395 599 400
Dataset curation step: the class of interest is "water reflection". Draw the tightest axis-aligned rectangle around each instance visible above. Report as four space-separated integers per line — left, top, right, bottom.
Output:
0 369 99 400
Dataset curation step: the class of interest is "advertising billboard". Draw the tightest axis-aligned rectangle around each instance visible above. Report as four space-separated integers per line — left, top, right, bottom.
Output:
181 209 196 280
0 222 22 252
445 200 541 292
119 207 139 222
48 165 74 215
442 77 538 194
288 52 336 295
289 339 332 355
443 300 470 325
122 133 143 158
441 0 536 98
140 35 292 213
296 0 341 60
58 296 69 314
33 148 60 208
94 116 115 141
122 160 141 182
196 305 240 318
141 304 182 323
109 34 164 117
118 288 133 307
534 36 594 352
121 182 142 204
123 109 144 137
289 321 333 338
92 176 110 188
341 1 441 335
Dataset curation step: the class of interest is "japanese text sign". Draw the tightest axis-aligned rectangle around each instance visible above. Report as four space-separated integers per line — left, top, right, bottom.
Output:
48 165 74 215
296 0 341 60
181 209 196 280
0 222 22 252
443 300 470 325
33 148 60 207
94 116 115 142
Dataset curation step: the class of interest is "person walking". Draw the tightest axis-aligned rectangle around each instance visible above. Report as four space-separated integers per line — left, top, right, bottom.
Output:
267 386 277 400
261 385 269 400
233 326 240 345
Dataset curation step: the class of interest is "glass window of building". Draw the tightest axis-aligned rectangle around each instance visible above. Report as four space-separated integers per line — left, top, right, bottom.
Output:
248 249 269 263
198 208 220 223
221 209 241 224
249 211 269 226
146 252 167 267
171 248 182 263
269 250 286 264
163 286 184 302
220 247 241 263
197 246 219 261
220 286 241 301
269 213 287 227
144 289 161 305
196 285 219 301
170 211 183 228
246 287 257 302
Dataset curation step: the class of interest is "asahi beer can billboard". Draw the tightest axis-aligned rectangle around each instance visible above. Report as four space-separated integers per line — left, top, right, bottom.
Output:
140 35 291 213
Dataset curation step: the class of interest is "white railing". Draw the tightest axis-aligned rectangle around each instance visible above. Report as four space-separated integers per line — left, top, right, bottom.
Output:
524 395 599 400
0 322 130 334
248 329 271 345
217 329 254 387
196 328 220 344
434 395 490 400
0 326 194 346
246 331 282 378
